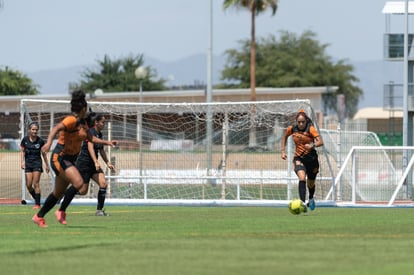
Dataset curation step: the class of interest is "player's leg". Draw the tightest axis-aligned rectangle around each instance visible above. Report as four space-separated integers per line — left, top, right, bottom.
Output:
293 157 307 205
33 176 69 228
55 167 90 225
33 153 75 227
32 170 42 208
58 183 89 212
307 179 316 199
39 176 69 216
306 160 319 211
92 171 108 216
54 166 84 225
25 172 36 200
306 178 316 211
35 154 70 219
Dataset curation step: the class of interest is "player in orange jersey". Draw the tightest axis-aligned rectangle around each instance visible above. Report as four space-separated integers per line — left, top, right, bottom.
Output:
281 110 323 211
58 112 115 217
32 90 117 227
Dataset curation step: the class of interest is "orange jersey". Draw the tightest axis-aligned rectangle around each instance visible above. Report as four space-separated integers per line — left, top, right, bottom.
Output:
57 115 88 156
285 124 320 157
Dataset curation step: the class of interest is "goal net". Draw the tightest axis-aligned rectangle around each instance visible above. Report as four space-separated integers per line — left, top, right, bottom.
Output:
330 146 414 206
20 98 336 206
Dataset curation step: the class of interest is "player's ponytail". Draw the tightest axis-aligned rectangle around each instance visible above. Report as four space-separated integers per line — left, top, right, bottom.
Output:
85 111 97 128
70 90 87 113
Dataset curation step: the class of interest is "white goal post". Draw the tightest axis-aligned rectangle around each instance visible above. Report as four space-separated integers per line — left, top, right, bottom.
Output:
328 146 414 206
20 98 336 206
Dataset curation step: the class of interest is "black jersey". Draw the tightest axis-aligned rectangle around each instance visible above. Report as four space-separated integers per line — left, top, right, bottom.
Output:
20 136 45 169
76 127 103 168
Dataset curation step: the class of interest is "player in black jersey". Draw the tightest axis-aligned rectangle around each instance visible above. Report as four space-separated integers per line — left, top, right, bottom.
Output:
20 122 50 209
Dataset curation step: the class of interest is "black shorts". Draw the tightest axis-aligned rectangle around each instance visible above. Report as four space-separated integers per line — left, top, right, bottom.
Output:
25 166 43 173
293 150 319 180
25 159 43 173
78 164 104 184
51 144 78 177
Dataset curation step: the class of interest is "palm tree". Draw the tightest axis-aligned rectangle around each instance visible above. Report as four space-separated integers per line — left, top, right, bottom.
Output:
223 0 278 147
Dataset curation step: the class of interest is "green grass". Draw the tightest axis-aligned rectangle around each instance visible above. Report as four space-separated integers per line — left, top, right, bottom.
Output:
1 205 413 275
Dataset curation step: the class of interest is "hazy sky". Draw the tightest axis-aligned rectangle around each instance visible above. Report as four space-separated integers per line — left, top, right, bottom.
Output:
0 0 408 72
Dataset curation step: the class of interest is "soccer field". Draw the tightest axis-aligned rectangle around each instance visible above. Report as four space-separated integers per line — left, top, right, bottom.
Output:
1 205 413 275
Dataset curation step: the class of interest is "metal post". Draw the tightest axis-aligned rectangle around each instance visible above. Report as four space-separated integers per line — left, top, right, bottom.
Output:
206 0 213 184
336 122 341 201
107 121 112 198
135 66 147 195
351 150 356 204
139 80 143 190
20 100 26 202
287 137 293 200
403 0 409 197
221 112 228 200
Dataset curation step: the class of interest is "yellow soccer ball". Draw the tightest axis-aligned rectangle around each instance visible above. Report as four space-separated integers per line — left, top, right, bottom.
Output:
288 199 306 215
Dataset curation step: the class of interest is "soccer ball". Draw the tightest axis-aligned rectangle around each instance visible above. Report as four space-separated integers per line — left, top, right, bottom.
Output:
288 199 306 215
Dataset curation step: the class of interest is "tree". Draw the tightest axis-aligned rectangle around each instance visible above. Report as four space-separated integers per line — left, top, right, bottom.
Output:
71 54 166 94
220 30 363 118
223 0 278 147
223 0 278 103
0 67 39 96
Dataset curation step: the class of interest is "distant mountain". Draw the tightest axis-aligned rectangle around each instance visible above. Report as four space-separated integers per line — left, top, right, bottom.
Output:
27 54 405 109
28 65 86 96
145 55 226 88
27 54 226 95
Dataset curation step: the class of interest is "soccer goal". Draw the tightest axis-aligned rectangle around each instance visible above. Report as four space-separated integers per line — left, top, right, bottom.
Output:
20 98 336 206
328 146 414 206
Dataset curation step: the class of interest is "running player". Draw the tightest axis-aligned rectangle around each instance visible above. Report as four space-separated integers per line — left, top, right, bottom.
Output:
32 90 117 227
280 109 323 211
57 112 114 217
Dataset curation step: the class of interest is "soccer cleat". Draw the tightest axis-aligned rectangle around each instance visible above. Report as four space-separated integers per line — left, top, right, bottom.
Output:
95 209 109 216
300 201 308 213
308 198 316 211
32 204 41 210
32 214 48 228
55 210 67 225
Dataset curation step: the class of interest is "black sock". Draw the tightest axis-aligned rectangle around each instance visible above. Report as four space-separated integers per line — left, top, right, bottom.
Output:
29 189 36 200
59 186 78 212
298 180 306 203
35 193 41 206
309 186 315 200
37 193 59 217
97 188 107 210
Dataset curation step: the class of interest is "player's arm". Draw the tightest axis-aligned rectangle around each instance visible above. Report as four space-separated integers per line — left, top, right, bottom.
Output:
313 135 323 148
87 141 100 170
280 127 291 160
87 132 117 147
20 145 25 170
41 150 50 174
99 147 115 171
305 126 324 150
42 122 65 153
